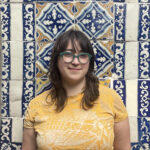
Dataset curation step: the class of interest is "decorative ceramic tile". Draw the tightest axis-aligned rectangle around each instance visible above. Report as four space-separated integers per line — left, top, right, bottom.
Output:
0 3 10 41
113 79 150 117
114 3 126 41
131 117 150 150
92 40 114 78
138 80 150 117
2 41 10 80
99 79 111 87
138 42 150 79
1 80 10 117
23 3 35 41
113 42 125 79
22 80 35 116
36 42 53 78
139 0 150 3
113 42 150 80
35 78 51 96
113 80 150 149
23 42 36 80
36 2 74 42
1 41 35 80
1 79 35 117
138 4 150 41
0 117 22 150
113 79 126 105
75 1 113 40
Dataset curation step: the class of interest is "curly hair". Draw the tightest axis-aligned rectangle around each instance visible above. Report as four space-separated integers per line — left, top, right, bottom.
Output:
47 29 99 112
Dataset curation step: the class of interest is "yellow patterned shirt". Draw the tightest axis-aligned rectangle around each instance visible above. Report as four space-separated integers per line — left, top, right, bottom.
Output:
24 85 128 150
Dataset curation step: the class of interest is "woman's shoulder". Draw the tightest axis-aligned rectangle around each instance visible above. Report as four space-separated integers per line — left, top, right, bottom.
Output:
98 83 121 102
99 83 115 95
29 90 51 105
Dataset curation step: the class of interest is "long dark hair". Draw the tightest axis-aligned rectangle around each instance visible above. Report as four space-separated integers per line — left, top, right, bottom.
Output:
48 29 99 112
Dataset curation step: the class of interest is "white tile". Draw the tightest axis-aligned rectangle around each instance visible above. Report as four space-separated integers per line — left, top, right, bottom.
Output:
10 41 23 80
10 0 24 2
10 3 23 41
126 0 139 2
125 42 138 79
126 80 138 117
129 116 138 143
9 80 22 117
12 117 23 143
126 3 139 41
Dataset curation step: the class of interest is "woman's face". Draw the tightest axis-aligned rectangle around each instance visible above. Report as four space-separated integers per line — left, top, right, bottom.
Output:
57 40 90 85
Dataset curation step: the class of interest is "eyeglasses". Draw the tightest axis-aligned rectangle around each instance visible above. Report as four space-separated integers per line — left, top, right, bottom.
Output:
59 51 92 64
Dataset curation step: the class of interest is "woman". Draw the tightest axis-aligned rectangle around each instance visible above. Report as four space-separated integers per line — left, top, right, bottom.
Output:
22 29 131 150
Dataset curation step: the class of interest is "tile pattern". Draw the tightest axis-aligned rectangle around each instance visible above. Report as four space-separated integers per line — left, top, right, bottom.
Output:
114 3 126 41
0 3 10 41
23 3 35 41
36 2 74 42
138 42 150 79
75 2 113 40
0 0 150 150
0 118 22 149
138 4 150 41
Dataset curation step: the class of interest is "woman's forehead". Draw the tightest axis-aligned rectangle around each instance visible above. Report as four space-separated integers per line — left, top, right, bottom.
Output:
66 40 82 51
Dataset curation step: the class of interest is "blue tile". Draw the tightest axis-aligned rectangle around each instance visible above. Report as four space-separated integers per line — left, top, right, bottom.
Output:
0 118 12 149
138 42 150 79
131 117 150 150
113 42 125 79
22 80 36 116
2 42 11 80
138 80 150 117
138 4 150 41
91 40 114 78
114 3 126 41
11 143 22 150
0 3 10 41
36 42 53 78
23 42 36 80
23 3 35 41
139 0 150 2
1 80 10 117
113 80 126 106
0 118 22 150
36 2 74 41
76 2 113 40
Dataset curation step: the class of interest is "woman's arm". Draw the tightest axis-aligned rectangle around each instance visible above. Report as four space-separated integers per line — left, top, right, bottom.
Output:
114 117 131 150
22 128 37 150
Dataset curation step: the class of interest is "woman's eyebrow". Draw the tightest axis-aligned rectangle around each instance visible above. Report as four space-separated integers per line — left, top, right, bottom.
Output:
65 49 85 53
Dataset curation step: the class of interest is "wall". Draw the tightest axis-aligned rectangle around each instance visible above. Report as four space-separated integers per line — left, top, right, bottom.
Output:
0 0 150 149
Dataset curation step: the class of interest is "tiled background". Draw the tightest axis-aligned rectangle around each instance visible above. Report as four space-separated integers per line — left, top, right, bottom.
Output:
0 0 150 149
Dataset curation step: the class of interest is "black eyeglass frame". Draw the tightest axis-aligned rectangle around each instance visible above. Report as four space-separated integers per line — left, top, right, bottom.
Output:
59 51 92 64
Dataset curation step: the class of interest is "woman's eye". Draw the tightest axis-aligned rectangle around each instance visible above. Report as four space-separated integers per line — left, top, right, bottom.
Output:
80 54 88 58
64 53 72 57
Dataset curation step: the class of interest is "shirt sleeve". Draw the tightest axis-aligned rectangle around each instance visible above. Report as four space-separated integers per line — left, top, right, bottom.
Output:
24 99 38 128
111 90 128 123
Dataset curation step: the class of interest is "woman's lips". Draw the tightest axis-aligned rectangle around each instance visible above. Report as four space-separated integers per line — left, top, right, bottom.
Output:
68 68 81 71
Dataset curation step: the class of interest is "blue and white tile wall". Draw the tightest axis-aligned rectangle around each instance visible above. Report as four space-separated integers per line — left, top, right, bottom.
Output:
0 0 150 149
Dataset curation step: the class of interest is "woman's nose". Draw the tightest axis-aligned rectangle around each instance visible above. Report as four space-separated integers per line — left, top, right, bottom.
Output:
72 57 80 65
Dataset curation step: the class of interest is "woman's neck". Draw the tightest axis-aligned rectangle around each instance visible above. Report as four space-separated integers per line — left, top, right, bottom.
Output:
62 78 86 97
